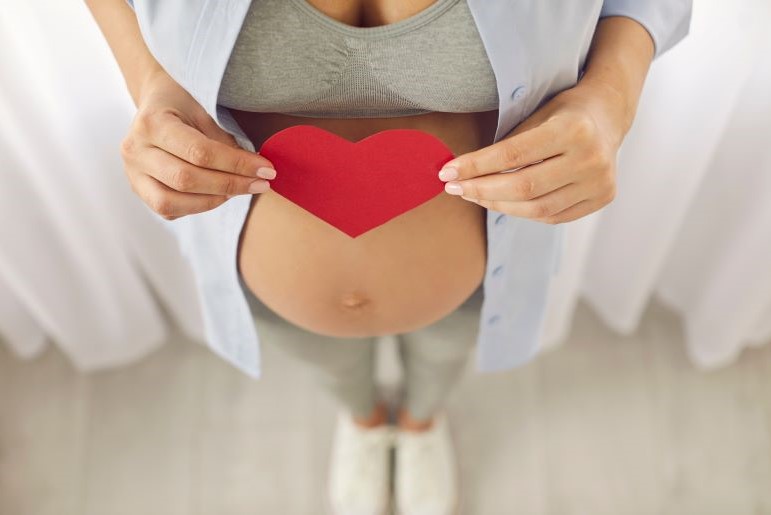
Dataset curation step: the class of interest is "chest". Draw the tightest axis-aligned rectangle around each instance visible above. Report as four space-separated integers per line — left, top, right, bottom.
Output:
136 0 604 141
298 0 440 27
217 0 500 117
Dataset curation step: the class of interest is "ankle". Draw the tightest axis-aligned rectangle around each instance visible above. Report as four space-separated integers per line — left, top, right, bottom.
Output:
396 407 434 432
351 400 389 429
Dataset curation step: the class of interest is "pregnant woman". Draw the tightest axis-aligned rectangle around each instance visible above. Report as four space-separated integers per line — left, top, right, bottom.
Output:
86 0 691 513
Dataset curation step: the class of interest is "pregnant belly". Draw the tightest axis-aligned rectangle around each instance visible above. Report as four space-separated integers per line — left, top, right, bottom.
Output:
232 109 498 337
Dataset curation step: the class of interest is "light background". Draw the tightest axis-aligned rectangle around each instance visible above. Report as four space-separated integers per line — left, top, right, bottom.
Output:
1 0 769 372
1 1 771 514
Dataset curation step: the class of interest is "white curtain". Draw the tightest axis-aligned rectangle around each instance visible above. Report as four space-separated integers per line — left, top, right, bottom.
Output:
1 0 769 373
541 0 771 369
0 1 206 370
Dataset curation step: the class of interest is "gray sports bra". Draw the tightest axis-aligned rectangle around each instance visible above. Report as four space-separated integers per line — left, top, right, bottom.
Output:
217 0 499 118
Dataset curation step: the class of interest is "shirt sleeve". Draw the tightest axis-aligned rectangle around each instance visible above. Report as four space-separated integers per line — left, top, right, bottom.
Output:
600 0 693 59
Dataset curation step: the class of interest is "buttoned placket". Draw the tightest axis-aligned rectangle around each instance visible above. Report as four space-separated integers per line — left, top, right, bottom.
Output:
484 212 510 326
484 83 529 327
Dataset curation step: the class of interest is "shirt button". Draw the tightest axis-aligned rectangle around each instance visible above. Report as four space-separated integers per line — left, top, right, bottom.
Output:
492 264 504 277
495 213 506 225
510 85 526 101
487 314 501 325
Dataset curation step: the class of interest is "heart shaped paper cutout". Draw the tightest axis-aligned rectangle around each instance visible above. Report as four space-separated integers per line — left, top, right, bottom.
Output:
256 124 455 238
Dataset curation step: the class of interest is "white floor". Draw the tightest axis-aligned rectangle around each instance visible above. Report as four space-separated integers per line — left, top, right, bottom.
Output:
1 297 770 515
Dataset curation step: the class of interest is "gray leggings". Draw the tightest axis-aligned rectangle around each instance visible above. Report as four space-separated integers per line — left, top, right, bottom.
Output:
239 275 484 422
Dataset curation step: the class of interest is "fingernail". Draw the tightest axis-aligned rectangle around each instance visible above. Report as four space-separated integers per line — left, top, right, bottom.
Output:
248 180 270 193
445 182 463 195
438 166 458 181
256 167 276 179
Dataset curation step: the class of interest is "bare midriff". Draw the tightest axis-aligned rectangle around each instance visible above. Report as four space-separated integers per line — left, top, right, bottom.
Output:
234 0 496 338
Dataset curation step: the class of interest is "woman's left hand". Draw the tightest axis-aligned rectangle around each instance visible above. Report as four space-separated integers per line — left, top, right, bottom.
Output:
438 79 629 225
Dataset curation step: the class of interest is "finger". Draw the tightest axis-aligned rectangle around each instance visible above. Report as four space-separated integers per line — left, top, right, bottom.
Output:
531 198 594 224
445 155 573 202
461 181 588 222
136 145 271 196
134 172 229 219
149 112 274 178
438 120 566 181
193 110 242 148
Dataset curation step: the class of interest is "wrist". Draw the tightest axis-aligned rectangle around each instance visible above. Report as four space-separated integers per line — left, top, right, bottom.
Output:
132 66 169 108
574 16 655 147
570 75 632 150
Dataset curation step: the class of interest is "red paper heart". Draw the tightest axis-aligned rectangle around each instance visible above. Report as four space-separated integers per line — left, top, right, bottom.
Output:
256 125 455 238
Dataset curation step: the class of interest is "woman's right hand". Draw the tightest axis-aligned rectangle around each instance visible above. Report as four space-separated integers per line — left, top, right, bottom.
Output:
120 70 276 220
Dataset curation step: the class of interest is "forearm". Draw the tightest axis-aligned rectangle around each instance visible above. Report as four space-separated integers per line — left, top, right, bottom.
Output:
83 0 166 107
579 16 656 142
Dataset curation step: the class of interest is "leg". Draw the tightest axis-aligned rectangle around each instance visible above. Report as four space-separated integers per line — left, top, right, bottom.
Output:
238 273 382 421
396 284 484 427
391 286 483 514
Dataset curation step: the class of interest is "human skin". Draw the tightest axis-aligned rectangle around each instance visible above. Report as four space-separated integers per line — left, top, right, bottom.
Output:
442 16 655 225
86 0 655 430
85 0 277 217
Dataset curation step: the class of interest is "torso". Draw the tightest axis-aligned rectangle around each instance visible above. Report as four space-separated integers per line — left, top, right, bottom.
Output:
234 0 496 337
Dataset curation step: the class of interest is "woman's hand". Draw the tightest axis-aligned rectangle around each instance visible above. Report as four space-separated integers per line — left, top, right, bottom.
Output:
437 79 624 225
437 16 655 225
120 70 277 220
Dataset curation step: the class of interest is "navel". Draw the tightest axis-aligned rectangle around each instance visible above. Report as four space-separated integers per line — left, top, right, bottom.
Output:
338 291 373 311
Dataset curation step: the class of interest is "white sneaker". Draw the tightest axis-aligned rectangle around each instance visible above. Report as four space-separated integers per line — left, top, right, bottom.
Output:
327 410 396 515
394 412 460 515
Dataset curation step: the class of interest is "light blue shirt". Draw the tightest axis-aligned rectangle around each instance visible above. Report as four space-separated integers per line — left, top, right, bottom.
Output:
125 0 691 379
